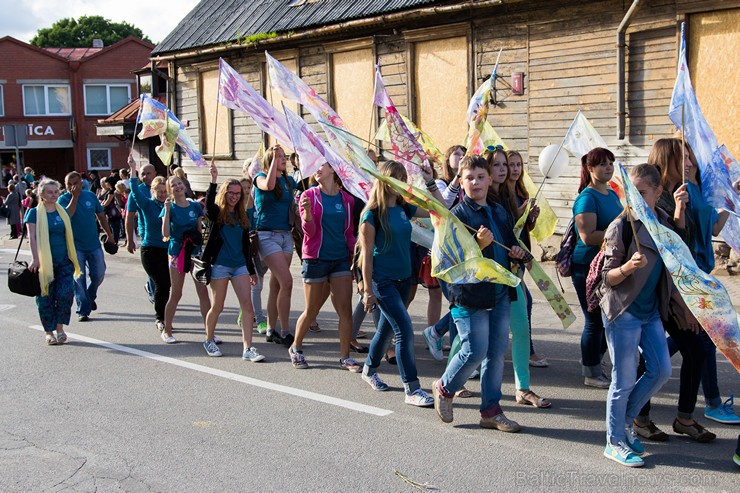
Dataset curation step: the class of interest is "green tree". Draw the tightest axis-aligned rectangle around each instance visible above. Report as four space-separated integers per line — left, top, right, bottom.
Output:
30 16 151 47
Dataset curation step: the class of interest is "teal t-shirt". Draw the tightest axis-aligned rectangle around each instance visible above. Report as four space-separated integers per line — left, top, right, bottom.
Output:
361 204 418 281
572 188 623 265
57 190 103 252
686 182 718 274
627 256 663 320
24 208 68 263
129 177 166 249
215 213 246 268
159 200 203 256
254 173 297 231
247 206 256 232
127 180 151 237
319 191 347 261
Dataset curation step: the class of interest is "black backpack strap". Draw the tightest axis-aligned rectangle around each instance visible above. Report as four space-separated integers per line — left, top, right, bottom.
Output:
15 222 27 261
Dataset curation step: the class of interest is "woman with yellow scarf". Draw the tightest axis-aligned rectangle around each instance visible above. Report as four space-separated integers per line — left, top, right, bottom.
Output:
25 178 81 345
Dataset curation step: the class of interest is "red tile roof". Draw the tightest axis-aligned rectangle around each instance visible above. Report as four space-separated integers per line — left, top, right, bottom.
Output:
96 95 167 125
44 47 103 61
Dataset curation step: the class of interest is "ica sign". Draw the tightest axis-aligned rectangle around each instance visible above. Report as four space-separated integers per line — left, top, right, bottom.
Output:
27 124 55 136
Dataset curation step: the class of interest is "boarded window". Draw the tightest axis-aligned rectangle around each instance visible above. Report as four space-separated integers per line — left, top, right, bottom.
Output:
690 8 740 155
332 48 375 142
413 36 468 152
200 69 231 156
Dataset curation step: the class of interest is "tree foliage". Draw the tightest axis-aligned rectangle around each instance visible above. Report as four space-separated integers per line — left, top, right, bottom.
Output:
30 16 151 48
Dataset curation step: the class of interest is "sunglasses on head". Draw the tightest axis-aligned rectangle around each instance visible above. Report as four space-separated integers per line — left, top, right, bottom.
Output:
486 144 504 152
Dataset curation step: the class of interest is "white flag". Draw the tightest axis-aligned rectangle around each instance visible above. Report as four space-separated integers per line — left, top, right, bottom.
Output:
562 111 607 158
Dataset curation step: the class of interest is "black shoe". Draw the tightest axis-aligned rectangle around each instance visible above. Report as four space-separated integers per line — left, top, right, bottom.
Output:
78 315 90 322
266 331 284 344
281 333 295 348
91 301 97 311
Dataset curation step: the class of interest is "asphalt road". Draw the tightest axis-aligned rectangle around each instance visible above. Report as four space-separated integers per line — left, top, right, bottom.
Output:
1 245 738 492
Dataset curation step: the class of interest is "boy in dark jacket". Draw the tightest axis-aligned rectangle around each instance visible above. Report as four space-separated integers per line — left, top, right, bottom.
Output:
433 155 526 431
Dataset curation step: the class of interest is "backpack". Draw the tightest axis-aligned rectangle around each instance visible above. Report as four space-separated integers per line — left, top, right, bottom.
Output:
586 217 634 312
555 217 577 277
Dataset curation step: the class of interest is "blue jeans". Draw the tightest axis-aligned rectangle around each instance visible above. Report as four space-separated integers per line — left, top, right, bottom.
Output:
603 310 671 445
364 278 419 394
74 247 106 316
442 300 511 415
572 262 607 377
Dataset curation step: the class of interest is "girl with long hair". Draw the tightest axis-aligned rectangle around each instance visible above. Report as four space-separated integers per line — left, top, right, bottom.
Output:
571 147 622 388
200 162 264 361
486 148 550 408
600 163 693 467
358 160 440 406
160 175 211 344
506 150 546 368
254 144 297 346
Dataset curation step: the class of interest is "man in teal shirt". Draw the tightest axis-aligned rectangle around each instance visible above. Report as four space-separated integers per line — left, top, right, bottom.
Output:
58 172 116 321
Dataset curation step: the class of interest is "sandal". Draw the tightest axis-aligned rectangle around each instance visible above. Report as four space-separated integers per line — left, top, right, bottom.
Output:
56 332 68 344
45 333 58 345
529 355 549 368
309 322 321 333
516 389 551 408
455 387 474 398
350 341 368 353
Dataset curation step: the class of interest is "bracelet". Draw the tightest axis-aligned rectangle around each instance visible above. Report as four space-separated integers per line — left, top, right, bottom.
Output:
426 180 438 192
619 265 627 277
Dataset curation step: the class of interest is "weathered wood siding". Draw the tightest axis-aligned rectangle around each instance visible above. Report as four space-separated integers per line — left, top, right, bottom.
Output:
169 0 740 238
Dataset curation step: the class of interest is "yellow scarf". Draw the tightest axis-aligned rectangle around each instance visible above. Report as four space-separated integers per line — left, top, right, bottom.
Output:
36 203 81 296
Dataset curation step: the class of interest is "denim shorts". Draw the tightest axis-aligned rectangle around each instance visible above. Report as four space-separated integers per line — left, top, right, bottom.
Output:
257 230 293 258
211 263 249 280
301 258 351 283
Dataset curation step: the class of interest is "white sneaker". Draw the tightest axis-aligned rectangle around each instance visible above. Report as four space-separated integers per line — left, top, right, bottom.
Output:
585 375 611 389
243 347 265 362
422 326 444 361
160 332 176 344
405 389 434 407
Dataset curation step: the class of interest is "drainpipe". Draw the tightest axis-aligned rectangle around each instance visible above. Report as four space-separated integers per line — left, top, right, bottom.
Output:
617 0 643 140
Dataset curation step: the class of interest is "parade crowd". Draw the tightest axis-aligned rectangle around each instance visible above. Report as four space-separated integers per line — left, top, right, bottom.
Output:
7 137 740 469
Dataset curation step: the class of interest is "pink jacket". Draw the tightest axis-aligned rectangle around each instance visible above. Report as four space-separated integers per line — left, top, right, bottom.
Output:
299 186 356 260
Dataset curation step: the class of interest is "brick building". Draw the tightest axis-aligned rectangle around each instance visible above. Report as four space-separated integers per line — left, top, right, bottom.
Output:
0 36 154 182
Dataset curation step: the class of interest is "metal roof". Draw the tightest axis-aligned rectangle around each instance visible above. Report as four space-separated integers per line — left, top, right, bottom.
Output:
152 0 441 55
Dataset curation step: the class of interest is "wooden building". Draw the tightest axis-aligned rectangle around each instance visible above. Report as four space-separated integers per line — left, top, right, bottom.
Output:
151 0 739 237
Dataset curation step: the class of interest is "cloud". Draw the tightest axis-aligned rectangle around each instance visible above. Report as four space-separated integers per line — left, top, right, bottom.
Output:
1 0 201 44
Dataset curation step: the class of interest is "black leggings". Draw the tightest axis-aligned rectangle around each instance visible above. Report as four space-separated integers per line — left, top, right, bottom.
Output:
637 316 705 418
140 246 171 321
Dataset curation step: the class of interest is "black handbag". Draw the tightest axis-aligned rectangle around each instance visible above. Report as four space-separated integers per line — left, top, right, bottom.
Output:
8 227 41 297
192 256 211 285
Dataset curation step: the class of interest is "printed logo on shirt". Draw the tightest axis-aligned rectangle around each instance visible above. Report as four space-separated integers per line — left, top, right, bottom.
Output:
335 203 343 211
189 210 196 218
85 201 92 208
55 216 62 224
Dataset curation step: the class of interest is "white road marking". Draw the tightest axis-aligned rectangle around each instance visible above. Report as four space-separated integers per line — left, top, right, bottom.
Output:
0 304 16 312
29 325 392 417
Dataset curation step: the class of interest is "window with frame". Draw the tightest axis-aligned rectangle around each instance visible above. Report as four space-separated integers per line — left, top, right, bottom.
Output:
0 85 4 116
87 148 111 170
84 84 130 115
23 85 71 116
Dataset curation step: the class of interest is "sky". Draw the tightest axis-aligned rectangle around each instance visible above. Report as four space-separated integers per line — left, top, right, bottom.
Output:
0 0 201 45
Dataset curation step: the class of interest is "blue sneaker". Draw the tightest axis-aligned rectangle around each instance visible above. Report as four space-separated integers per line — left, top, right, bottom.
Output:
362 372 389 391
242 347 265 362
704 395 740 424
624 426 645 456
422 326 444 361
604 442 644 468
203 339 222 357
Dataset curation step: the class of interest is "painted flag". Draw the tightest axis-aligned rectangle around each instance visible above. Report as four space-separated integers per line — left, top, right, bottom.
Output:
374 114 444 165
520 170 557 242
364 166 519 287
562 110 608 159
137 94 206 167
283 104 373 200
266 51 344 128
465 49 502 156
512 202 575 328
669 26 740 254
373 67 428 186
618 162 740 372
